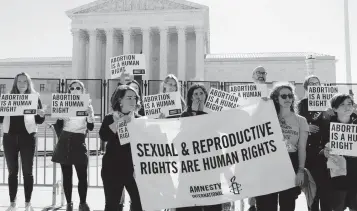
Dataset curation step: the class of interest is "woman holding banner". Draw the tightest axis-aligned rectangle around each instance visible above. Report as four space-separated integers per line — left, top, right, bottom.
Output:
51 80 95 211
176 84 225 211
297 75 332 211
99 85 143 211
322 94 357 211
158 74 186 119
0 72 46 211
256 83 308 211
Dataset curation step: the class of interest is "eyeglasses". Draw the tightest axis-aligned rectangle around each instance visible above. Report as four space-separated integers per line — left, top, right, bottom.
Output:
280 94 294 100
308 82 320 86
256 71 267 76
70 87 81 91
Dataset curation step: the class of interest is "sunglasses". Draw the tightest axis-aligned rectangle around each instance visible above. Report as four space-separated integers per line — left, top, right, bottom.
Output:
308 82 320 86
280 94 294 100
70 87 81 91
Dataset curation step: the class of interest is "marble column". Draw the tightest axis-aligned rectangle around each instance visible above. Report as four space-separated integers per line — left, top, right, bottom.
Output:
195 27 205 81
105 29 115 79
123 28 131 55
159 27 169 80
142 28 151 80
88 29 98 79
71 29 82 78
177 26 187 81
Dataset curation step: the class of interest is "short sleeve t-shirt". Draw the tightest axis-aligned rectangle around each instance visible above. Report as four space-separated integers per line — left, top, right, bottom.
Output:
279 113 309 152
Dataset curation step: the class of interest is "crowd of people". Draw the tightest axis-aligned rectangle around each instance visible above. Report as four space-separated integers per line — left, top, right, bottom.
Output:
0 69 356 211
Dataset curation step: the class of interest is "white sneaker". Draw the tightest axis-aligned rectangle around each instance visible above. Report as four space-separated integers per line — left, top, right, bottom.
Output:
24 202 34 211
6 202 17 211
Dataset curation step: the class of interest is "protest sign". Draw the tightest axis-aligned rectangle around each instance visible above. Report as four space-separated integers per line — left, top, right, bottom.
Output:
110 54 146 79
229 84 268 106
330 122 357 157
143 92 182 118
118 120 130 145
308 85 341 111
127 101 296 210
0 94 38 116
51 94 90 117
204 88 239 112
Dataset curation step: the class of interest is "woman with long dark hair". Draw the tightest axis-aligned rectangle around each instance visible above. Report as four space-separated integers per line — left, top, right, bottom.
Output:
0 72 46 211
99 85 143 211
51 80 94 211
256 83 308 211
176 84 224 211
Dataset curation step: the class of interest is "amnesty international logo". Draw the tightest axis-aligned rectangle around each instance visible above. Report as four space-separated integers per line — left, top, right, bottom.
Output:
229 176 242 195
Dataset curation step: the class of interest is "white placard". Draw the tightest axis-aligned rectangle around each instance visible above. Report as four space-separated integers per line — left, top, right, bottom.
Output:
229 84 268 106
143 92 182 118
51 94 90 117
204 88 239 112
330 122 357 157
110 54 146 79
0 94 38 116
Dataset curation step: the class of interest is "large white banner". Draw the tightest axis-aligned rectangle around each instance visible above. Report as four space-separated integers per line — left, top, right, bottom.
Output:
127 101 296 210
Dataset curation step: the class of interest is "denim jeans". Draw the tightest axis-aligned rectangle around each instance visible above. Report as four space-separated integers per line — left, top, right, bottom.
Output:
3 133 36 203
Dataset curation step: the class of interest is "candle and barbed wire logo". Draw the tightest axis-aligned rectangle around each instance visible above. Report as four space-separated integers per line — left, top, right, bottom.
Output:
229 176 242 195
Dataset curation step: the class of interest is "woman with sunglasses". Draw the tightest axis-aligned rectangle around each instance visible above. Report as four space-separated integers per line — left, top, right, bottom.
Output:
256 83 309 211
99 85 143 211
51 80 94 211
297 75 332 211
0 72 46 211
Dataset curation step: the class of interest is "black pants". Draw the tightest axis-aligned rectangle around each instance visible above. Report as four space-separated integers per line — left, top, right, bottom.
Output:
306 151 332 211
256 152 301 211
101 167 142 211
3 133 36 203
176 204 222 211
60 163 88 204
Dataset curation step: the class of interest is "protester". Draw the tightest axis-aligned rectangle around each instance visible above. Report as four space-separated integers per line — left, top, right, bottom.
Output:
0 72 46 211
297 75 332 211
252 66 267 84
176 84 224 211
51 80 95 211
158 74 186 119
127 80 145 116
99 85 143 211
322 94 357 211
247 66 268 211
256 83 308 211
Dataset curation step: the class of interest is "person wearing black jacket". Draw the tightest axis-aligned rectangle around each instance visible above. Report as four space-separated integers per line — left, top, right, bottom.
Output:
99 85 143 211
51 80 94 211
322 94 357 211
297 75 332 211
176 84 223 211
0 72 46 211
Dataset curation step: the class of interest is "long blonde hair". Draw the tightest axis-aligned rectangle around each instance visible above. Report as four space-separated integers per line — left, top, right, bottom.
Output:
10 72 37 94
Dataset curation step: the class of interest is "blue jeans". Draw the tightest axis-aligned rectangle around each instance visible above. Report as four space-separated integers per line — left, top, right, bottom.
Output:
3 133 36 203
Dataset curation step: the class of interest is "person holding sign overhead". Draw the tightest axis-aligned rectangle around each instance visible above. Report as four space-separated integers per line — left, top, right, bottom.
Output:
0 72 46 211
158 74 186 119
256 83 309 211
99 85 143 211
51 80 94 211
297 75 332 211
321 94 357 211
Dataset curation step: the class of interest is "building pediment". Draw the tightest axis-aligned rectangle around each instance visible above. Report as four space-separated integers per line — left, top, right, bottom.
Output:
66 0 207 16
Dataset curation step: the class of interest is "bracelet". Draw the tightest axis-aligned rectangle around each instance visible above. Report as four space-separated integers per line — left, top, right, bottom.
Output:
298 168 304 173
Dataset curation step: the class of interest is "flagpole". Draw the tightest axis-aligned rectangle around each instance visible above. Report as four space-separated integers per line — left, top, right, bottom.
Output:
344 0 352 92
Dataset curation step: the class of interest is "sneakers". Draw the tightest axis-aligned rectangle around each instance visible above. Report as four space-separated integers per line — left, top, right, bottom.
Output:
66 202 73 211
78 202 90 211
24 202 34 211
5 202 17 211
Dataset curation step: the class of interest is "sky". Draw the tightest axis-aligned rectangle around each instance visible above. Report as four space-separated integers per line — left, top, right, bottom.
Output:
0 0 356 83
